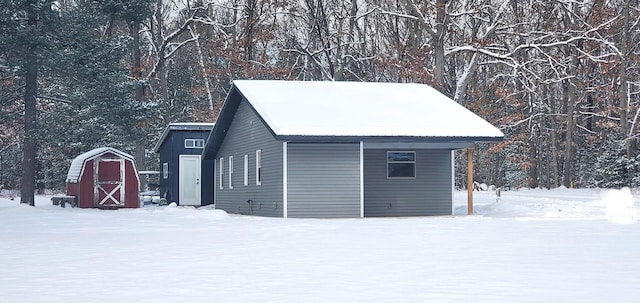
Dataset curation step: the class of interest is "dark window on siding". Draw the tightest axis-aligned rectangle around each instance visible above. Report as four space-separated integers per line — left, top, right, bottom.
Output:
387 151 416 178
162 163 168 179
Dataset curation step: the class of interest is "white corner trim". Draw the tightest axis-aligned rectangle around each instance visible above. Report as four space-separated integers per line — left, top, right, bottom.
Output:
451 150 455 216
360 141 364 218
283 141 288 218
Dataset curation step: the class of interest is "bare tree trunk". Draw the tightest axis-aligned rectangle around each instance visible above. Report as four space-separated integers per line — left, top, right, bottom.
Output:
563 54 578 188
539 73 560 189
549 91 560 188
401 0 446 90
529 141 539 188
433 0 446 90
335 0 359 81
631 106 640 143
619 0 630 156
130 22 147 188
131 22 144 103
189 25 214 110
154 0 169 102
21 4 38 206
561 3 580 188
244 0 257 62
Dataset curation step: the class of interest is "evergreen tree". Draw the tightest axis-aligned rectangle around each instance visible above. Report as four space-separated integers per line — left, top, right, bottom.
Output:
594 135 639 188
0 0 61 204
37 1 152 189
1 0 154 194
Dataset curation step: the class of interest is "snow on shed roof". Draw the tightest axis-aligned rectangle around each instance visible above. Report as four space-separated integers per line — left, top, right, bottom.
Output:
232 80 504 138
153 122 215 152
66 147 135 183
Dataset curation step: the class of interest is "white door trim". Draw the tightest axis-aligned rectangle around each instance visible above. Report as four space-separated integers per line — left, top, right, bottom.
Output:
94 158 125 207
179 155 202 206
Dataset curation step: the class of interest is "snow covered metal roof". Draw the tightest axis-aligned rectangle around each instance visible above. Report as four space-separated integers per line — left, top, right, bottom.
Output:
66 147 135 183
232 80 504 138
153 122 215 152
203 80 504 159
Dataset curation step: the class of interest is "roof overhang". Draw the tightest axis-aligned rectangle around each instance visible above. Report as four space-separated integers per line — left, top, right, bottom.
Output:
273 135 503 144
202 80 505 160
153 122 215 153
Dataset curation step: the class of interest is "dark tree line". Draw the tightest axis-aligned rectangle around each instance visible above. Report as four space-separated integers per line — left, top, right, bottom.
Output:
1 0 639 202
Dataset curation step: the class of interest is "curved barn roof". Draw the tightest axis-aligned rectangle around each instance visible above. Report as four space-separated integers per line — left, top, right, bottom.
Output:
66 147 135 183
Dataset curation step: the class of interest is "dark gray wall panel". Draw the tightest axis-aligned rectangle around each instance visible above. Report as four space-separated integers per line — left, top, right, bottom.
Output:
287 143 361 218
364 149 452 216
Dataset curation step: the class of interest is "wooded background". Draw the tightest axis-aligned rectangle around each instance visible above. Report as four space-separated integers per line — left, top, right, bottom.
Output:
1 0 639 203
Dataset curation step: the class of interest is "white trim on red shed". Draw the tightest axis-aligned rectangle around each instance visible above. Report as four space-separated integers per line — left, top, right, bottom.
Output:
66 147 136 183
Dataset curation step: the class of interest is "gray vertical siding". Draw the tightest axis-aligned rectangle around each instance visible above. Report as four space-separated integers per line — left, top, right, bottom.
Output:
287 143 361 218
364 149 452 217
214 99 283 217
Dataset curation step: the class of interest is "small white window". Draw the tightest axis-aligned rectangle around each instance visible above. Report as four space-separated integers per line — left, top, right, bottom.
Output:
162 163 168 179
185 139 205 149
256 149 262 185
387 151 416 178
244 154 249 186
229 156 234 189
219 157 224 189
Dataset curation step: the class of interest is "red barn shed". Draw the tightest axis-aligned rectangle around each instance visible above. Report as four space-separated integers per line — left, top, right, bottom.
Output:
66 147 140 209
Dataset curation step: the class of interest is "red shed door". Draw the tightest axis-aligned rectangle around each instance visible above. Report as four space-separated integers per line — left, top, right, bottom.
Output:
94 158 125 207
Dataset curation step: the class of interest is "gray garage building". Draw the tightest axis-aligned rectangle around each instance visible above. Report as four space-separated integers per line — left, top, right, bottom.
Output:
202 80 503 218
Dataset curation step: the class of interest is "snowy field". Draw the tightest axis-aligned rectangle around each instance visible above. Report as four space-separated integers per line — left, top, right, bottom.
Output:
1 188 639 303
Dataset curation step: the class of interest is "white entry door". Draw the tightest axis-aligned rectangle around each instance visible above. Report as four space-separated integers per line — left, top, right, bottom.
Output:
179 155 201 206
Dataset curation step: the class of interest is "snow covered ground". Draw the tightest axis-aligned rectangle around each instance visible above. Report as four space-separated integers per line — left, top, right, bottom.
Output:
1 188 639 303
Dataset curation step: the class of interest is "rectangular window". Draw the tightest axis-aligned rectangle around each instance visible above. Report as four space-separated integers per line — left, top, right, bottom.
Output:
185 139 205 149
244 154 249 186
219 157 224 189
162 162 168 179
256 149 262 185
229 156 234 189
387 151 416 178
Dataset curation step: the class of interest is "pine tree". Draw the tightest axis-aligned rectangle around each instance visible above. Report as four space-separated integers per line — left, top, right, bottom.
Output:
0 0 62 204
1 0 154 194
594 135 639 188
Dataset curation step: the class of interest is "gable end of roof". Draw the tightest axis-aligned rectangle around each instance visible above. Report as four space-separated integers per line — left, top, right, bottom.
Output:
153 122 215 152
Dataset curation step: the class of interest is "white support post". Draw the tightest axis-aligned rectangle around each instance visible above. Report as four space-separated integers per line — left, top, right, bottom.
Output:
283 142 288 218
360 141 364 218
467 148 474 215
451 150 455 216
